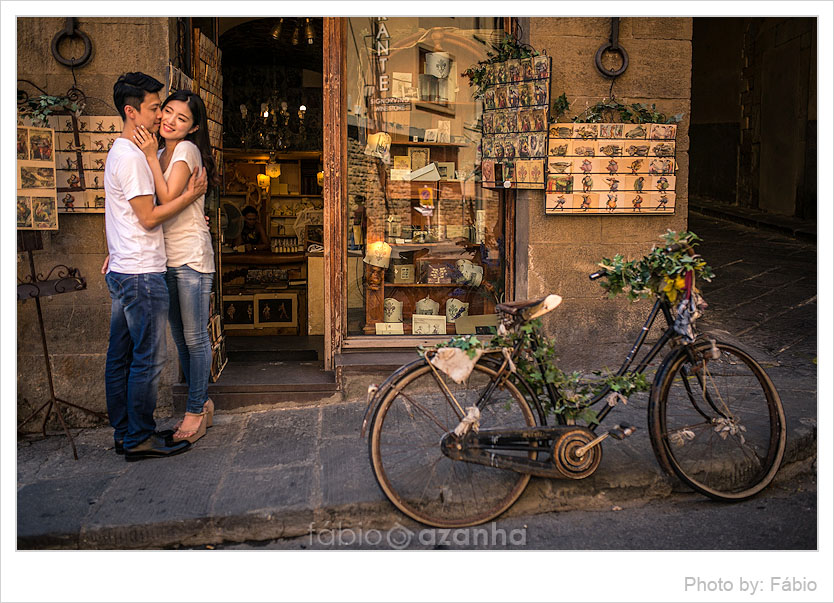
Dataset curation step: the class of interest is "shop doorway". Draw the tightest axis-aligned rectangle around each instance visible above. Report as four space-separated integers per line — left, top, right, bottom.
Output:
171 17 335 409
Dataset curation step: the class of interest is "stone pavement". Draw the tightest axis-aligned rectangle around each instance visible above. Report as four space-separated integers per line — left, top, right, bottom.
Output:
16 214 818 549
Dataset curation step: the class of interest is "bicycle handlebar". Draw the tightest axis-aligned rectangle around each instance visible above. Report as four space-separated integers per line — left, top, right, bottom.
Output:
665 241 695 254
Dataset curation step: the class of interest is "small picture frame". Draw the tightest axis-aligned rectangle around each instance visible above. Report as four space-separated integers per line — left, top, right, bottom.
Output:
424 128 438 143
436 161 456 180
412 314 447 335
254 293 297 328
222 295 256 329
408 147 430 171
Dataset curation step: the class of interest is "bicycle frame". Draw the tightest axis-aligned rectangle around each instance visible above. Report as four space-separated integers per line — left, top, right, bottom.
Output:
491 296 681 433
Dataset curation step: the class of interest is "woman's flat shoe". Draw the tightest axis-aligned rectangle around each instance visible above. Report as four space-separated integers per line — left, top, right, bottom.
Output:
171 410 208 444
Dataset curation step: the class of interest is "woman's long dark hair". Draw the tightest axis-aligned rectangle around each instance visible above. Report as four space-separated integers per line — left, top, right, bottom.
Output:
160 90 220 186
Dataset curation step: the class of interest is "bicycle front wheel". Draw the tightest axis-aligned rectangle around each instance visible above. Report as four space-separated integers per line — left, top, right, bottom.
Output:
369 360 537 528
650 340 786 501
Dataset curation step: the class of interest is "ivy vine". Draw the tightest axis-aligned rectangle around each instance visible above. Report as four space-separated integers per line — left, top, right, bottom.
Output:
422 326 649 425
18 94 84 127
462 35 541 98
596 230 715 303
573 97 684 124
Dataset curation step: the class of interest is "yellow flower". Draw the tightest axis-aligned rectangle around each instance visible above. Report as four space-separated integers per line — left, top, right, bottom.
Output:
662 275 686 303
662 276 679 303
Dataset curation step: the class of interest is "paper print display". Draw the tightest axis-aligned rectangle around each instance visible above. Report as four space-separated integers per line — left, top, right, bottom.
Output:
546 122 677 215
51 115 122 213
480 55 551 189
16 125 58 230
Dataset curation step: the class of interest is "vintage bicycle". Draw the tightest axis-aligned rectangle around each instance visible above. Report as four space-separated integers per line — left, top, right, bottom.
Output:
360 233 786 528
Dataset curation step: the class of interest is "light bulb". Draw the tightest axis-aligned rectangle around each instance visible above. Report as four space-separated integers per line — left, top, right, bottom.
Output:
305 18 314 44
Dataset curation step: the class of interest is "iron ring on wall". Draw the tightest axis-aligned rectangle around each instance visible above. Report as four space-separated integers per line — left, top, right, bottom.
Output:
51 18 92 68
594 43 628 78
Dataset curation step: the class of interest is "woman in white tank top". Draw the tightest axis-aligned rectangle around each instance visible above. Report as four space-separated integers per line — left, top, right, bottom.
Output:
133 90 219 444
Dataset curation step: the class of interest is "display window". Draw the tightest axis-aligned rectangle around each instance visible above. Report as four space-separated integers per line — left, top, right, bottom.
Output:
345 17 507 337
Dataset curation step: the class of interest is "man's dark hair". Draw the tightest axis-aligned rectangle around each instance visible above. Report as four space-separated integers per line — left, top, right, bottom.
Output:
242 206 258 217
113 72 164 120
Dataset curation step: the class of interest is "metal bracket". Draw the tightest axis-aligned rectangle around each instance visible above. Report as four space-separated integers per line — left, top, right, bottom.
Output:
51 18 92 68
594 17 629 78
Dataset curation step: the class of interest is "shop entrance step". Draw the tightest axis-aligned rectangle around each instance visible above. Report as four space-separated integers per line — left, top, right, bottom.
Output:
172 360 339 411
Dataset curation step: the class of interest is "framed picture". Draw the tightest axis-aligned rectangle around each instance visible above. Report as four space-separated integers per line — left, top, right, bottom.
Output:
423 128 438 143
408 147 430 171
254 293 297 328
436 162 456 180
222 295 255 329
305 224 324 247
412 314 447 335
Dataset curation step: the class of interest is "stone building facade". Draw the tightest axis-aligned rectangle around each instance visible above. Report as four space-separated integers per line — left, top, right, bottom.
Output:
17 16 694 427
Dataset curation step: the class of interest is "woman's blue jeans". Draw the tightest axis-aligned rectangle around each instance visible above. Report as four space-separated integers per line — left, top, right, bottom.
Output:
165 265 214 414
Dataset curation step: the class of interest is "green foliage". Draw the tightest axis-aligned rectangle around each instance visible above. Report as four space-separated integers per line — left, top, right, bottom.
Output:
462 35 541 98
596 230 715 302
570 96 684 124
19 94 83 127
489 320 649 424
551 93 571 121
419 334 483 359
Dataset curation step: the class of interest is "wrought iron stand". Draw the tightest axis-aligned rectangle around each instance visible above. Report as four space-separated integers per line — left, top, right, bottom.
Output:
17 231 107 459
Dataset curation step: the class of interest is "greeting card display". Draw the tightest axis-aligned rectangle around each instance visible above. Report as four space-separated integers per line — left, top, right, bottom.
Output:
545 122 677 214
16 125 58 230
481 55 551 190
48 115 123 213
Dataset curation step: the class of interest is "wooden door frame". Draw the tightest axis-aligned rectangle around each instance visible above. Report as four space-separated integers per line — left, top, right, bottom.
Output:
322 17 346 371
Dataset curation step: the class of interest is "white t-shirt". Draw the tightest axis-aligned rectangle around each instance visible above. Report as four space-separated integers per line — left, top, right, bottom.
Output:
104 138 166 274
160 141 215 273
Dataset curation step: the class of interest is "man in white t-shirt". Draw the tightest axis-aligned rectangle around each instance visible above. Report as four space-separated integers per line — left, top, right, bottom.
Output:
103 72 207 461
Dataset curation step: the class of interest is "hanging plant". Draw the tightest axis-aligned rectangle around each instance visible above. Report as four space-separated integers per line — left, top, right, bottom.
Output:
462 35 542 98
596 230 715 303
18 94 84 127
570 96 684 124
551 93 571 122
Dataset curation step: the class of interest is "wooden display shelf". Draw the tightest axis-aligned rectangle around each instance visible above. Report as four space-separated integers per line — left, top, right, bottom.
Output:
389 140 468 148
383 282 476 288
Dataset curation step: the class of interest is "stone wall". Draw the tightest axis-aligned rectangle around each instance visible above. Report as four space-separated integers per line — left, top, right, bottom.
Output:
689 18 745 201
17 18 174 431
738 18 816 219
525 18 690 369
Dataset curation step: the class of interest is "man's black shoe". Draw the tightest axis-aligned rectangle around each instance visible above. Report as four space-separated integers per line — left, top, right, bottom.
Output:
123 434 191 461
115 430 175 455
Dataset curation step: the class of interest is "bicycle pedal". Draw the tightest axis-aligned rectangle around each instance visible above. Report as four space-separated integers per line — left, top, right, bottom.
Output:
607 424 638 440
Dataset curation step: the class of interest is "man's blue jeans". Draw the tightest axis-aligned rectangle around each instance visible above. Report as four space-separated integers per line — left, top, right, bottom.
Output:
166 265 214 414
104 271 168 448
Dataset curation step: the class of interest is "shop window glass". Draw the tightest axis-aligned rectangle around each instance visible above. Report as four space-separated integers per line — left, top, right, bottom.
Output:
346 17 506 337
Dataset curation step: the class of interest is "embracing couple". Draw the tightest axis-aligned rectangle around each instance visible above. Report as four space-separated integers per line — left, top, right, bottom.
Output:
102 72 217 461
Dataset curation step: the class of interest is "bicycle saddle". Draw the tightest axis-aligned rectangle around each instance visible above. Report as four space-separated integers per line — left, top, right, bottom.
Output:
496 293 563 320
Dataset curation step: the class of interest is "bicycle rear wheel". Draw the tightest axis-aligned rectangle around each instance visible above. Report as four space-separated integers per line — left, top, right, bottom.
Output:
650 340 786 501
369 360 537 528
